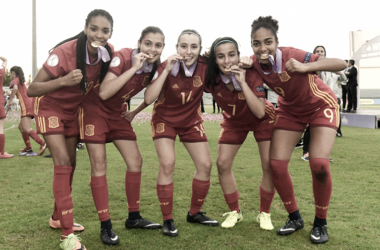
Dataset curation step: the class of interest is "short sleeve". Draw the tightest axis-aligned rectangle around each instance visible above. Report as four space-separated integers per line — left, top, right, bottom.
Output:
108 51 126 77
43 47 68 79
246 68 265 98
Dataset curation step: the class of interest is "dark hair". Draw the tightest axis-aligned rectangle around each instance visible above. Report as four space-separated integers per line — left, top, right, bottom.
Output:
177 29 202 46
345 59 348 63
10 66 26 86
206 37 240 91
313 45 326 56
49 9 113 93
349 59 355 65
250 16 279 43
138 26 165 81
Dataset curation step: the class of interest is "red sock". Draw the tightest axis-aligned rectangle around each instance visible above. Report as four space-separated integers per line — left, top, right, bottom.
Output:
21 132 31 149
29 129 45 146
189 178 210 215
156 183 173 221
125 171 141 213
53 165 74 236
91 175 110 222
259 186 276 213
310 158 332 219
270 159 298 213
0 134 4 154
224 190 239 212
53 166 75 220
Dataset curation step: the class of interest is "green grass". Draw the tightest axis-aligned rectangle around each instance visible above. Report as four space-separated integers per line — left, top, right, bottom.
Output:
1 106 380 250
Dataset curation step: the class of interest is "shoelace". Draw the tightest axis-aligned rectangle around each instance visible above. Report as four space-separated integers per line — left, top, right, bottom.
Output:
61 234 82 249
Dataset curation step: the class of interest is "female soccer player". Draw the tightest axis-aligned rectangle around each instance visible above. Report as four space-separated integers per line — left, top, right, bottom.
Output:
79 26 165 245
28 9 114 250
7 66 46 156
249 16 346 244
205 37 276 230
0 56 13 159
144 29 218 237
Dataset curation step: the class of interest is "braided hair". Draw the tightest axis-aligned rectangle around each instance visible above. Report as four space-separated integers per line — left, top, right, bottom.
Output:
49 9 114 93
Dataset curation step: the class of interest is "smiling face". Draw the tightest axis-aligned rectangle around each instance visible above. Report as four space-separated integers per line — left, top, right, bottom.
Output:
84 15 113 56
314 46 325 57
138 32 165 64
176 34 202 67
215 43 239 76
251 27 278 64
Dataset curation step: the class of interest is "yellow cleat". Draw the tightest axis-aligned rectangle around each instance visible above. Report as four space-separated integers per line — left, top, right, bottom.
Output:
60 233 86 250
221 210 243 228
257 212 274 230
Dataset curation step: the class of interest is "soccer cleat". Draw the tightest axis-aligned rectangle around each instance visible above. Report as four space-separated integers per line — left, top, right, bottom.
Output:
0 152 14 159
277 217 304 235
26 152 38 156
221 210 243 228
295 141 303 149
256 212 274 230
19 148 32 156
187 211 219 226
39 143 47 156
125 217 162 229
60 233 86 250
310 224 328 244
50 217 85 232
100 227 119 245
301 152 309 161
336 132 343 137
162 219 178 237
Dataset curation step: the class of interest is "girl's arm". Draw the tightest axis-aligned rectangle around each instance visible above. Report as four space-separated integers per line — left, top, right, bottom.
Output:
6 85 18 107
231 66 266 119
0 56 7 68
27 68 83 97
285 57 346 74
144 54 182 105
122 100 149 123
100 53 149 100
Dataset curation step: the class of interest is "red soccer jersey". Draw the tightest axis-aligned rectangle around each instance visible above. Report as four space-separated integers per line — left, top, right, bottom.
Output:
40 39 107 113
252 47 336 115
86 48 150 116
10 77 33 116
204 68 273 127
152 58 207 127
0 66 5 104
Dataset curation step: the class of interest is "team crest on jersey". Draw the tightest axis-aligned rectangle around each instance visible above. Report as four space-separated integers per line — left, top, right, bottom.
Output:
110 56 121 67
85 125 95 136
142 76 149 87
156 123 165 133
47 54 59 67
172 84 179 89
48 116 59 128
255 86 264 92
278 72 291 82
238 92 246 100
193 76 203 87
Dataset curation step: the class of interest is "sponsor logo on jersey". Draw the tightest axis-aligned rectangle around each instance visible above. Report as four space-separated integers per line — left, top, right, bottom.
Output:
156 123 165 133
110 56 121 67
278 71 291 82
85 125 95 136
47 54 59 67
48 116 59 128
193 76 203 87
238 92 246 100
255 86 264 92
172 84 179 88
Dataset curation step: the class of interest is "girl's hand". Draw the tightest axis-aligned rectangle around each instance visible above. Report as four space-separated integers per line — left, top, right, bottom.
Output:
121 110 136 123
62 69 83 86
285 58 308 73
132 53 149 71
164 54 183 72
238 56 253 68
231 65 246 84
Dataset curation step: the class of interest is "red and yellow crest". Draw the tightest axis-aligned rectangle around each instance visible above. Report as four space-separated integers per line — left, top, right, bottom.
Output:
156 123 165 133
238 92 246 100
278 71 291 82
85 125 95 136
193 76 203 87
48 116 59 129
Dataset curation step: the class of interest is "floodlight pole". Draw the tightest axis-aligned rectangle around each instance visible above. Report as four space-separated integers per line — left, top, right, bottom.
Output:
32 0 37 80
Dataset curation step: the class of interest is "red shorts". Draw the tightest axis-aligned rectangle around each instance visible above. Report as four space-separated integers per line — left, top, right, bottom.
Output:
79 107 136 144
21 106 34 118
151 117 208 143
35 109 79 137
0 104 5 119
219 118 274 144
274 103 339 132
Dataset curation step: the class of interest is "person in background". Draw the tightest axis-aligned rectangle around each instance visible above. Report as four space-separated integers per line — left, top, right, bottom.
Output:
345 59 358 113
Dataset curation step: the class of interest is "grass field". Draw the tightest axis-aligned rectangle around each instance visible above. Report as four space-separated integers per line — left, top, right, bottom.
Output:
1 106 379 250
